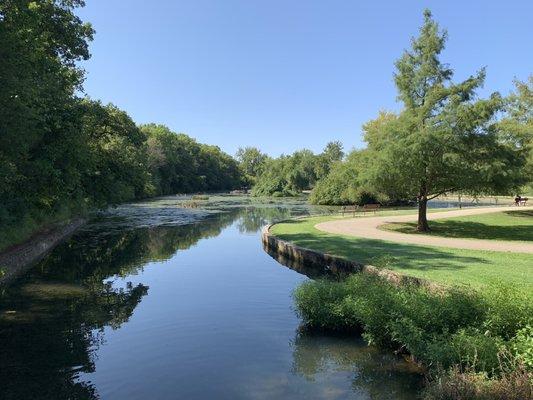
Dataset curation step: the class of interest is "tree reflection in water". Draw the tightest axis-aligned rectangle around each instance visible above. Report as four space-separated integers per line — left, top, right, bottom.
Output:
292 332 423 399
0 203 310 399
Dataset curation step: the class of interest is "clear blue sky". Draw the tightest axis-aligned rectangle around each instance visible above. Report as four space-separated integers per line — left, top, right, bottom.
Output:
77 0 532 157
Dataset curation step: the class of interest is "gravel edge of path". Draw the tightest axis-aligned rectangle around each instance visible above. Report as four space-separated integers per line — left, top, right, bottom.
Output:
315 206 533 253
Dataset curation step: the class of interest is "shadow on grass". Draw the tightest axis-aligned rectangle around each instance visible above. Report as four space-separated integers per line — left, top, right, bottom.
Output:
387 220 533 242
503 210 533 218
275 232 488 273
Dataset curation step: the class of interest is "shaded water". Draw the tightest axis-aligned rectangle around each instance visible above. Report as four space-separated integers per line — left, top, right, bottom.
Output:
0 196 423 399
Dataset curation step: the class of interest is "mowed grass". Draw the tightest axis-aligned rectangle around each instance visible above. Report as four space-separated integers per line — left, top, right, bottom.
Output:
382 209 533 242
270 216 533 294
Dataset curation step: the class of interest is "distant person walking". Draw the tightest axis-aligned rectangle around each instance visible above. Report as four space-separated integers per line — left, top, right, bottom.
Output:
515 195 521 206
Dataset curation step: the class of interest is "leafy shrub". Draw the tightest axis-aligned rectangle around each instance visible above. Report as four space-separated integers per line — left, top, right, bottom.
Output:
510 325 533 370
425 330 505 372
480 284 533 339
293 280 355 331
294 273 531 376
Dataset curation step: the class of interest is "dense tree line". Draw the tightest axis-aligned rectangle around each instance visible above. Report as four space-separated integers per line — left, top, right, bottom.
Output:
248 141 344 197
309 150 377 205
0 1 241 250
142 124 241 195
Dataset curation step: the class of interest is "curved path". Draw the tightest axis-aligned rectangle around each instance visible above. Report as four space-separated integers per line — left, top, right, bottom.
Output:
315 206 533 253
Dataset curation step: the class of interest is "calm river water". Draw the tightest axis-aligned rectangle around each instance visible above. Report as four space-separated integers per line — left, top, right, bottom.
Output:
0 196 423 400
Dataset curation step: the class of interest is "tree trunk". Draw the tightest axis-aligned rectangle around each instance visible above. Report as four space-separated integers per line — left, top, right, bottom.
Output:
417 196 430 232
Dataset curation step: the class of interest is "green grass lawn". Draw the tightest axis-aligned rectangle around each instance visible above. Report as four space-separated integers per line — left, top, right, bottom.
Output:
382 209 533 242
270 215 533 294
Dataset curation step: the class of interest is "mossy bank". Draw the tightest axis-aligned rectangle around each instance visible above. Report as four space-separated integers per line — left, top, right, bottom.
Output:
0 218 86 286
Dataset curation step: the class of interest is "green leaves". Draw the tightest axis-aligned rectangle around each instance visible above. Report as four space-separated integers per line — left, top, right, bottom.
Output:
0 2 243 243
141 124 241 195
251 143 344 197
358 11 525 230
0 0 94 229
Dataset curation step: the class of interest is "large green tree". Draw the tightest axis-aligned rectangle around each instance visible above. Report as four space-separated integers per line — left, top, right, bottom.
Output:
310 150 378 205
0 0 93 240
79 100 153 206
314 141 344 180
498 76 533 193
364 10 524 231
235 146 269 185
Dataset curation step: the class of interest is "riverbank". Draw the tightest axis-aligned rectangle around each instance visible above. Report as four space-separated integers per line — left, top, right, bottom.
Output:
262 223 443 291
292 273 532 399
0 218 86 286
0 193 242 285
269 213 533 291
266 211 533 399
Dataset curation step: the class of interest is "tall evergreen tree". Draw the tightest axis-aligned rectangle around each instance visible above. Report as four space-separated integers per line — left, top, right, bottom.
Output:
499 76 533 191
364 10 524 231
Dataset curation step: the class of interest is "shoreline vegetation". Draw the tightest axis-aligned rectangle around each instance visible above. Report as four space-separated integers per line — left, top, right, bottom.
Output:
268 213 533 399
0 218 86 286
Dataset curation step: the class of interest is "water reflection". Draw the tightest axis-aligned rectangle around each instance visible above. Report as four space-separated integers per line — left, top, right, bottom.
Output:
0 277 147 399
0 202 305 399
263 245 332 279
292 333 423 399
0 198 421 399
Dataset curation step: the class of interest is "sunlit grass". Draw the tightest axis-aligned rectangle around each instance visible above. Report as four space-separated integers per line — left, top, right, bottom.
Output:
382 210 533 242
270 216 533 294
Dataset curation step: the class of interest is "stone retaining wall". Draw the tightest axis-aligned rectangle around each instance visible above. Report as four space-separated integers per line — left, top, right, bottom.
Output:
0 218 86 286
262 223 443 291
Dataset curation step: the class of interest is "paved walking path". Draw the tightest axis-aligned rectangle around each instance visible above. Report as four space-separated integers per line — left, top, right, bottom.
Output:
315 206 533 253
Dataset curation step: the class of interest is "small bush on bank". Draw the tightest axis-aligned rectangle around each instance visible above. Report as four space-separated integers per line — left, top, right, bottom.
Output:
293 273 533 379
480 285 533 340
293 279 354 331
511 325 533 369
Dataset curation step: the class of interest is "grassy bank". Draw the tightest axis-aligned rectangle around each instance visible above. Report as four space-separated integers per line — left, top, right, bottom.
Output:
270 215 533 293
382 209 533 242
272 211 533 398
294 273 532 399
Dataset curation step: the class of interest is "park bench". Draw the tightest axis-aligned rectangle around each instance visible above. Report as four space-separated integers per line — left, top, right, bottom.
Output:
340 204 381 216
362 203 381 213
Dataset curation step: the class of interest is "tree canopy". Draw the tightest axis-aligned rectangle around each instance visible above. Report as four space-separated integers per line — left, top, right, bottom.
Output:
498 76 533 194
1 0 94 245
0 1 243 250
235 147 269 186
309 150 378 205
251 142 344 197
142 124 241 195
361 10 525 230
